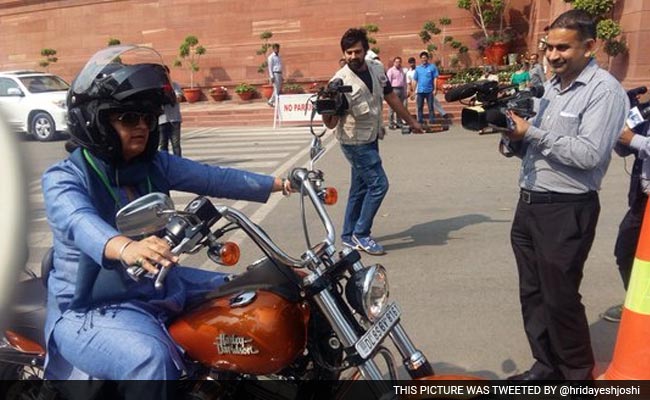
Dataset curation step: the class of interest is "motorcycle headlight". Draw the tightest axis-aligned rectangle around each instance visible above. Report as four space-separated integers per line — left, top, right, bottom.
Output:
345 264 389 321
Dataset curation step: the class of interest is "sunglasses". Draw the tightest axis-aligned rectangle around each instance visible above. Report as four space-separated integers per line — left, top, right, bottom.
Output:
114 112 156 129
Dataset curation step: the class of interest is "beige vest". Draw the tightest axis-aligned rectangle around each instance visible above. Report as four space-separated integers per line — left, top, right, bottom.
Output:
332 60 386 145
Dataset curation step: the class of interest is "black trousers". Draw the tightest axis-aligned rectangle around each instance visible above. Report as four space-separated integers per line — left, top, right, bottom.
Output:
159 122 182 157
510 194 600 380
614 194 647 289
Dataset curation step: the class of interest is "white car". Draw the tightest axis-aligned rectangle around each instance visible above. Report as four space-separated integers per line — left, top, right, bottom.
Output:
0 70 69 141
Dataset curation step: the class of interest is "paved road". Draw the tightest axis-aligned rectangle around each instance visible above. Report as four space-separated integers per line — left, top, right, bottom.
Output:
208 125 631 379
19 124 630 380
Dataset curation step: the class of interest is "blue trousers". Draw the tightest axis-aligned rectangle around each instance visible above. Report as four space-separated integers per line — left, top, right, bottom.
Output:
416 92 435 124
339 141 389 240
45 266 227 381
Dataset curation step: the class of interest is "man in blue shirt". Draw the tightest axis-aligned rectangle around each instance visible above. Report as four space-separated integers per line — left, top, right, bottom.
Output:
412 51 438 126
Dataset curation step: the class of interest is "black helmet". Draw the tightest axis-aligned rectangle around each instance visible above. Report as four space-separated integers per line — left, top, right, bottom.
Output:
67 45 176 164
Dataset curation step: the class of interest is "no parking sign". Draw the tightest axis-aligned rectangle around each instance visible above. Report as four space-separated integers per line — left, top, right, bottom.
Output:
273 94 322 128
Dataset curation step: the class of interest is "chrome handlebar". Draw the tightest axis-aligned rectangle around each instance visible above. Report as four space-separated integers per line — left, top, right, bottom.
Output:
147 167 337 288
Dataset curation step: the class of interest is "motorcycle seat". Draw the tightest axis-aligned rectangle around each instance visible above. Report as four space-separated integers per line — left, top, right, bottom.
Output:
8 278 47 349
205 258 302 303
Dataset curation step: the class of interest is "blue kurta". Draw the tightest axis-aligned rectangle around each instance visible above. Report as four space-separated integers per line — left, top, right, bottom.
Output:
41 150 275 379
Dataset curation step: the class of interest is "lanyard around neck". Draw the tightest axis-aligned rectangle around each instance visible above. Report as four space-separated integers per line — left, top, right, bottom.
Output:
82 148 152 207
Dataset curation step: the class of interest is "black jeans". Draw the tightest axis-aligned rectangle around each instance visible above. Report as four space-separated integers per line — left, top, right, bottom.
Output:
510 194 600 380
159 122 182 157
614 194 647 289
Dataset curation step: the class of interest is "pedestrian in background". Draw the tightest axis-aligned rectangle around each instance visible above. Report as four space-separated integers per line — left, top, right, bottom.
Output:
412 51 438 126
405 56 417 105
322 28 422 255
528 53 546 87
504 9 628 381
431 58 451 122
603 108 650 322
510 61 530 90
267 43 283 107
386 56 407 129
159 65 183 157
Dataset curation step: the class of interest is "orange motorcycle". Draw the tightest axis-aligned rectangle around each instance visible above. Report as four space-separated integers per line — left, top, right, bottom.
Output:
2 136 479 399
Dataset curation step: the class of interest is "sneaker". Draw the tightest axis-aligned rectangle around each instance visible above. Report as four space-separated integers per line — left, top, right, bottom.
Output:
602 304 623 322
352 235 385 255
341 237 356 249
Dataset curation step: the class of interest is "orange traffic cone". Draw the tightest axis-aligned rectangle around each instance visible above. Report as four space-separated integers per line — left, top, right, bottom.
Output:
603 197 650 379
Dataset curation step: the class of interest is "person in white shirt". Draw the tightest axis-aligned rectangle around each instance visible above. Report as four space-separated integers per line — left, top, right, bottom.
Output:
267 43 283 107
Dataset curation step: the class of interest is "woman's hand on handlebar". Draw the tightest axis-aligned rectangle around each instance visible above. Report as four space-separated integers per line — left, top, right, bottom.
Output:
273 177 295 196
108 235 178 274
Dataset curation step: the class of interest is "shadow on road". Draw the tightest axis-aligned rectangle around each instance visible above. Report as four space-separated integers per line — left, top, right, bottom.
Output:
377 214 509 251
590 317 619 376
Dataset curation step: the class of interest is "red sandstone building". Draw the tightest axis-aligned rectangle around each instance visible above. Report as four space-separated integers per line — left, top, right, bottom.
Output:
1 0 648 90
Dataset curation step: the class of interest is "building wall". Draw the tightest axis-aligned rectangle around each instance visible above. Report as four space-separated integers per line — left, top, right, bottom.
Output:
1 0 648 89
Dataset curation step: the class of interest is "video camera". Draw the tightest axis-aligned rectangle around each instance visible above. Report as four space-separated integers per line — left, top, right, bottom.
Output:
314 78 352 116
444 80 545 131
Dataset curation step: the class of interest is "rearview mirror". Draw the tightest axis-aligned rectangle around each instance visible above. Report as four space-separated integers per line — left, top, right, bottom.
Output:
115 193 174 237
6 88 23 96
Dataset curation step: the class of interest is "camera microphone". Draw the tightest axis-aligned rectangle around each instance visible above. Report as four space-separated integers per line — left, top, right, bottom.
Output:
444 82 479 102
627 86 647 98
627 86 647 107
527 85 545 98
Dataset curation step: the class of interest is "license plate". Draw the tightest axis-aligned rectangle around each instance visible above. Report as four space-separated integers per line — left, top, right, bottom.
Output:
355 303 401 359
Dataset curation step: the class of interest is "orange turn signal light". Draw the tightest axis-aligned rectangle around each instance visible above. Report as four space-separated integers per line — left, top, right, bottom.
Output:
323 187 338 205
219 241 241 266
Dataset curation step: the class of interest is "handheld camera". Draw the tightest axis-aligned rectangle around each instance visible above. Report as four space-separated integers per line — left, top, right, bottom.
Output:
314 78 352 116
444 80 545 131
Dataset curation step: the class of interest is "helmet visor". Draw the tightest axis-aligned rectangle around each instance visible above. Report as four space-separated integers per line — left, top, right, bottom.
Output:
72 45 165 95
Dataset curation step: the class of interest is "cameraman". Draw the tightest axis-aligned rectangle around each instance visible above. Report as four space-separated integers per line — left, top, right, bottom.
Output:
603 117 650 322
503 10 628 380
322 28 422 255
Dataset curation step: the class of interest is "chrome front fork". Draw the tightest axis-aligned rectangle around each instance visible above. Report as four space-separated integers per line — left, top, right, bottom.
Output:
306 251 434 385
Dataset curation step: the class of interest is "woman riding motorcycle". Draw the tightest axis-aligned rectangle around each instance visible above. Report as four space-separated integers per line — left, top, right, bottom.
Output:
41 45 291 382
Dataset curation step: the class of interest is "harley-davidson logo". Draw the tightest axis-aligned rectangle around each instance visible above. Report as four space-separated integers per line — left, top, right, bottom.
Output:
215 334 259 355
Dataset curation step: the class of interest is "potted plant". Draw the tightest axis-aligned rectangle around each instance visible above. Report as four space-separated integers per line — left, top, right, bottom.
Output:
209 86 228 101
457 0 512 65
283 83 304 94
173 35 206 103
256 31 276 100
235 83 257 101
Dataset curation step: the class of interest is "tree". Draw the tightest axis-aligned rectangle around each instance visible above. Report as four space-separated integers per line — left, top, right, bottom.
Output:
256 31 274 74
173 35 206 88
363 23 380 55
39 48 58 72
107 38 121 46
419 18 468 69
457 0 512 47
